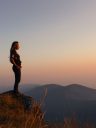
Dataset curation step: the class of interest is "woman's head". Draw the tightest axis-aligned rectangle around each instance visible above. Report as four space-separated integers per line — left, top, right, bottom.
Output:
10 41 20 51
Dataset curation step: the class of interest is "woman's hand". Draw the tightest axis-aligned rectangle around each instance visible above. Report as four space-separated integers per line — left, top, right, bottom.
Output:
11 59 22 69
16 65 22 69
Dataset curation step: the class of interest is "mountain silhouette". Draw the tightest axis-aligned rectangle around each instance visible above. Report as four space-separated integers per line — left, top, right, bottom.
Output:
25 84 96 100
25 84 96 123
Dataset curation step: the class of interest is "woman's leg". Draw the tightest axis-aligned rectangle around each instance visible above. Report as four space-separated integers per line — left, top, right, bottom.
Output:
13 66 21 93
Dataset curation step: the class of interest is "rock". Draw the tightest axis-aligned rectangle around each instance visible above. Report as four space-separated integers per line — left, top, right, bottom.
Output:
0 90 47 128
0 90 34 111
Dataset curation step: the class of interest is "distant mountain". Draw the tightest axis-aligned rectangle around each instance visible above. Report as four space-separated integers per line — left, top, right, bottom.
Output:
25 84 96 123
25 83 96 100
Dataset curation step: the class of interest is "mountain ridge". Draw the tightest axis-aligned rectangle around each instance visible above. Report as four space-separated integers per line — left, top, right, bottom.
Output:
25 84 96 100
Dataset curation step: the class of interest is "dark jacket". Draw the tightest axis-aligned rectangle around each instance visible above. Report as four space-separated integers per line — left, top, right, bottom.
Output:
10 50 21 66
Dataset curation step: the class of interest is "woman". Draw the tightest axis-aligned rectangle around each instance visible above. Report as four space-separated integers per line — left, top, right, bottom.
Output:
10 41 22 93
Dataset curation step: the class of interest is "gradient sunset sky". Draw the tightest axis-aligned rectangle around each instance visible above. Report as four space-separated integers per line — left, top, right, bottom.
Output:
0 0 96 88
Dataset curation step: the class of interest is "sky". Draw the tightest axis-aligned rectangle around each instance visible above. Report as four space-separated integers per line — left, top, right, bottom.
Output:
0 0 96 89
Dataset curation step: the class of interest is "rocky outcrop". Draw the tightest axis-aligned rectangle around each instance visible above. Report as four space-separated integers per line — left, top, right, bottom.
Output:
0 90 47 128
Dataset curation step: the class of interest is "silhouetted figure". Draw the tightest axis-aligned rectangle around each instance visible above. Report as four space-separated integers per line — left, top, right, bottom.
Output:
10 41 22 93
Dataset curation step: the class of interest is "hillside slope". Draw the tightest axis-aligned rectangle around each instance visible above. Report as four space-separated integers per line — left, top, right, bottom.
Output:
25 84 96 123
0 90 46 128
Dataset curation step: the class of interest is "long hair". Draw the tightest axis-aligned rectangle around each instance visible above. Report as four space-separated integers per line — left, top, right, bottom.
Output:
10 41 18 59
10 41 18 52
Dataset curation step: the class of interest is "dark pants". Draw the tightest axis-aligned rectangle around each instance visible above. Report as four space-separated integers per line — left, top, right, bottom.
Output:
12 65 21 92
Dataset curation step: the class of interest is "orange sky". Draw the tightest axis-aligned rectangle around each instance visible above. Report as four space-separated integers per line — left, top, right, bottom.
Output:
0 0 96 88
